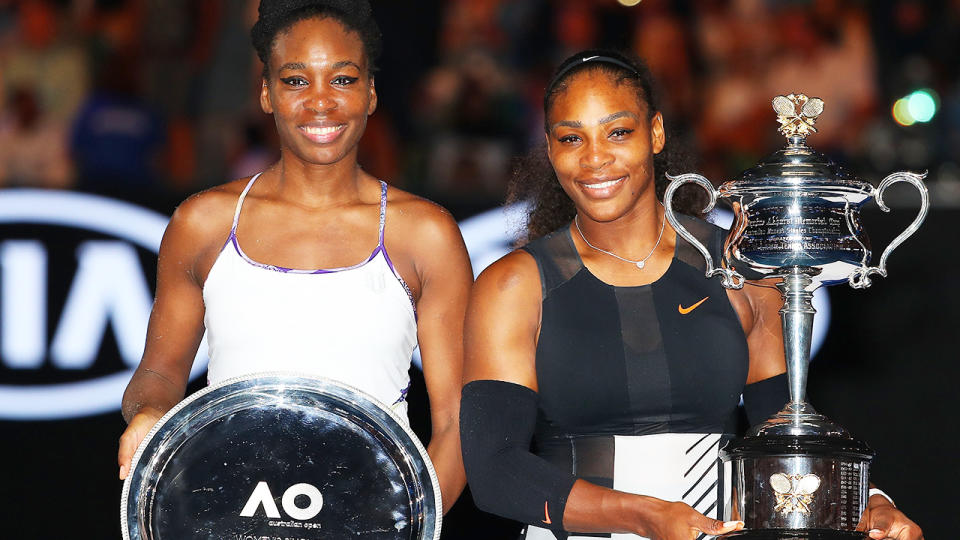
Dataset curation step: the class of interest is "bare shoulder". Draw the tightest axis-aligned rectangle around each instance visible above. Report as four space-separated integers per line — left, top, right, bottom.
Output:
472 249 541 304
386 188 457 225
157 179 253 286
166 178 250 244
464 249 542 385
384 187 464 249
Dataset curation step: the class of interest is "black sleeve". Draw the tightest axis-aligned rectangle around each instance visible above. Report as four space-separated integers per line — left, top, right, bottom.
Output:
460 379 577 531
742 372 790 427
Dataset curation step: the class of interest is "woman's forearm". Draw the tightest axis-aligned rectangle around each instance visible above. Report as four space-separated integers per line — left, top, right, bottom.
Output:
426 421 466 514
561 480 645 534
121 366 187 423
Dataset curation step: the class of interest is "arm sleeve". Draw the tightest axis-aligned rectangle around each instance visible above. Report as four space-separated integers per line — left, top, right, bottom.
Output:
742 372 790 427
460 379 577 531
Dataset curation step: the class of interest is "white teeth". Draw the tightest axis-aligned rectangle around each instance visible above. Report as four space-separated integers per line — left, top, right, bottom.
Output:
303 125 343 136
584 178 624 189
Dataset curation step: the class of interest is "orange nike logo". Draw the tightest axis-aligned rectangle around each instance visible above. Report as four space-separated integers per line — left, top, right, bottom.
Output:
542 501 552 524
678 296 709 314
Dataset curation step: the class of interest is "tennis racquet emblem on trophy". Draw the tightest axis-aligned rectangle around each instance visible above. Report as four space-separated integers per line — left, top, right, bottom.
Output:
770 473 821 516
663 94 928 538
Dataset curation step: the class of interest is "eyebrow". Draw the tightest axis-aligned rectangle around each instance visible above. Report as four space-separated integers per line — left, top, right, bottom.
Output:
278 61 362 72
598 110 640 124
550 110 640 131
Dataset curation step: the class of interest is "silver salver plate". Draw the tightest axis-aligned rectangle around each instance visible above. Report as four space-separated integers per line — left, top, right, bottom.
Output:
121 373 441 540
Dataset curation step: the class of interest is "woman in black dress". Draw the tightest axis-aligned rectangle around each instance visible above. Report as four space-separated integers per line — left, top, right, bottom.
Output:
460 50 922 540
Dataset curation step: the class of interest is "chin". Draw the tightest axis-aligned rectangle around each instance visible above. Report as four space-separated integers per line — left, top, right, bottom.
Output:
576 201 633 223
292 146 352 166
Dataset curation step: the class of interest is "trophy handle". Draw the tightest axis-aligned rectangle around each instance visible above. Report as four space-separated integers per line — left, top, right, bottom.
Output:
664 173 745 289
848 171 929 289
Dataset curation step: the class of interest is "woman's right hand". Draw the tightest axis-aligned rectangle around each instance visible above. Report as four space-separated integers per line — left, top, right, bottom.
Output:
561 480 743 538
635 498 744 540
118 409 164 480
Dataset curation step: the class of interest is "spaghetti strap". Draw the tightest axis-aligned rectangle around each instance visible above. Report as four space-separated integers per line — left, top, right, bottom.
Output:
378 181 388 246
231 173 262 232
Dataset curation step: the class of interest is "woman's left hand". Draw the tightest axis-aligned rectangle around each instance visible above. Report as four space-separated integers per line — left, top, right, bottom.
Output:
857 495 923 540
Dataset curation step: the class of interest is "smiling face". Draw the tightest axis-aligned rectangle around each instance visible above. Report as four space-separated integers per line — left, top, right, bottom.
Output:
260 16 377 167
545 69 664 223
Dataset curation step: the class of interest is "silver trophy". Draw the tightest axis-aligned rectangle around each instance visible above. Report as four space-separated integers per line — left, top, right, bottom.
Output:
121 373 441 540
663 94 928 538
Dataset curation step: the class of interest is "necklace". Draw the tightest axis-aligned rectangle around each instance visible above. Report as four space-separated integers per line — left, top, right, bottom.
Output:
574 210 666 270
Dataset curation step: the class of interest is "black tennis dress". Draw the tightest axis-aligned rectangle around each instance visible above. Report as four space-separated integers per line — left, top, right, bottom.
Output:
520 214 750 540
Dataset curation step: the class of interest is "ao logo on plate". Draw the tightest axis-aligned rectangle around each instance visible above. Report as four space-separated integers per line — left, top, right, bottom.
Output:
0 190 208 420
239 481 324 521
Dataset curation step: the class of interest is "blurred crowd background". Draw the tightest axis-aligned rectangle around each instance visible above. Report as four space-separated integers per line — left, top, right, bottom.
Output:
1 0 958 216
1 2 956 538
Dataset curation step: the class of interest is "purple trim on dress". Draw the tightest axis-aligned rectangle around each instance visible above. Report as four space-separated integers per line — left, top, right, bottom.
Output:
232 174 261 230
218 173 262 255
392 382 411 405
380 242 418 319
228 173 381 274
377 182 418 319
226 176 417 318
378 181 388 244
230 232 380 274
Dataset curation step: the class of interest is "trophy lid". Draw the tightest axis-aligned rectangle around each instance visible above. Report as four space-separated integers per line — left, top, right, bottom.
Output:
720 94 874 196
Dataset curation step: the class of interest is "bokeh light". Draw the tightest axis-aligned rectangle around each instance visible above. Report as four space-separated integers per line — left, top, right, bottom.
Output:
892 98 915 126
907 89 937 122
892 89 939 126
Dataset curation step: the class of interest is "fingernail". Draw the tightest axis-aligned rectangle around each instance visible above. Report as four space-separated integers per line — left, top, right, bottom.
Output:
723 521 744 528
868 530 883 539
119 465 127 479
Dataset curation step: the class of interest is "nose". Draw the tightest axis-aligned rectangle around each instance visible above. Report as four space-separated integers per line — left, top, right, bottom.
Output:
304 86 336 113
580 140 613 170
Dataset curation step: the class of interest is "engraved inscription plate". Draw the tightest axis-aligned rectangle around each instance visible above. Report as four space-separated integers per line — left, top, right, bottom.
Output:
735 203 868 270
837 462 867 529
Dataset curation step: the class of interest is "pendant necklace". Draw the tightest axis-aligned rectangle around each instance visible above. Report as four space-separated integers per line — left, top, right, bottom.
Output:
574 209 666 270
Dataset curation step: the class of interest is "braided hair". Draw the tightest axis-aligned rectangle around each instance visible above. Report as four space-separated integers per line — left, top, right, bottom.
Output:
507 49 704 242
251 0 382 77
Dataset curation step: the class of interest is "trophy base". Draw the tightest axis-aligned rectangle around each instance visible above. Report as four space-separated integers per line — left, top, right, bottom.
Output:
722 528 867 539
720 434 873 532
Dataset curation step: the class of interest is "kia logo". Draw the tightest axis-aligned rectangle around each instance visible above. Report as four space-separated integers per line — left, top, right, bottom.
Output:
0 190 208 420
0 194 826 421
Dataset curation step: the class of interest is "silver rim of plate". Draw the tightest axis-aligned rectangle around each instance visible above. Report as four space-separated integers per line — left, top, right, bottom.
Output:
120 372 441 540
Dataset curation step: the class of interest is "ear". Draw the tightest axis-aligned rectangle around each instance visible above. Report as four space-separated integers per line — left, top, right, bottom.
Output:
259 78 273 114
367 76 378 116
650 111 665 155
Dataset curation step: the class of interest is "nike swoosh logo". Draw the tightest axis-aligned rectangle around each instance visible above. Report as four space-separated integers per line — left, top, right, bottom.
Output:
542 501 552 525
678 296 709 314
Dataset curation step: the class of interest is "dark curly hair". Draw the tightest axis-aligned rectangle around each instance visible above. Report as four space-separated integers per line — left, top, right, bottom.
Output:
507 49 705 242
251 0 382 78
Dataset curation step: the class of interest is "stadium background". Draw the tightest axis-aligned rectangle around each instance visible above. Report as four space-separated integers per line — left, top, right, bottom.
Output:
0 1 957 538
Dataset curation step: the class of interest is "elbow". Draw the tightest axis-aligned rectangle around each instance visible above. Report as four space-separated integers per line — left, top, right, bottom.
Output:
460 435 513 515
462 454 498 512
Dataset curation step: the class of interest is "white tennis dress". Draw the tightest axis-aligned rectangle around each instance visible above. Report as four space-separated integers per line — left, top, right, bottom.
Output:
202 174 418 418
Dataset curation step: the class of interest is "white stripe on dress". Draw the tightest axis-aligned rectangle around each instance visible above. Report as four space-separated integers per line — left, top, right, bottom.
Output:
524 433 729 540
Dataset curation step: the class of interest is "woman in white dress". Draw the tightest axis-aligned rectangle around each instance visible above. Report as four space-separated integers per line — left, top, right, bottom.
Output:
117 0 471 513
